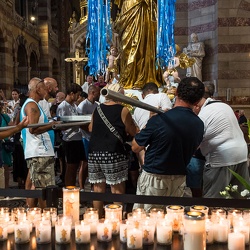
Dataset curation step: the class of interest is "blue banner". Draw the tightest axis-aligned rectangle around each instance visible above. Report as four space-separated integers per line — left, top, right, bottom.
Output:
156 0 176 69
86 0 112 76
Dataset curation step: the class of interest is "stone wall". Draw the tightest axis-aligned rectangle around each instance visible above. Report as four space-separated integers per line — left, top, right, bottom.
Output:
0 0 74 97
175 0 250 104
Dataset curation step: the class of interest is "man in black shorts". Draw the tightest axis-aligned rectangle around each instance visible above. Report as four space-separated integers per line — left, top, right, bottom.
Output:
56 83 86 186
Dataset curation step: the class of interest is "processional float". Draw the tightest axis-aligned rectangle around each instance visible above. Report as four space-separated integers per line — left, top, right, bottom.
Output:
0 91 163 131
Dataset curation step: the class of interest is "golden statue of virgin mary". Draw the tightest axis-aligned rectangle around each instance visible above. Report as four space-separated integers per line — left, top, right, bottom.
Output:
114 0 162 89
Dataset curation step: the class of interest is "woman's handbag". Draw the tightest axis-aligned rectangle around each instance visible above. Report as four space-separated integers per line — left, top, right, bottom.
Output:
2 139 15 153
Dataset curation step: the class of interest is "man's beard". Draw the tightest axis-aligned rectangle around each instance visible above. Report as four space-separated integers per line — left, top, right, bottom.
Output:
50 90 57 98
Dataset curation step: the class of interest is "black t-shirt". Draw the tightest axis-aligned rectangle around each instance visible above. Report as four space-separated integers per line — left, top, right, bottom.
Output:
135 107 204 175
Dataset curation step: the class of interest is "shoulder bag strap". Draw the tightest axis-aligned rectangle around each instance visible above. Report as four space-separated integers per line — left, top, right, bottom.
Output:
97 105 124 144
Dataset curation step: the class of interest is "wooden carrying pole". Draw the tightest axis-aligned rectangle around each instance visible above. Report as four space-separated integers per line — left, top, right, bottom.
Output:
0 123 50 131
52 121 90 130
0 121 90 131
101 89 164 114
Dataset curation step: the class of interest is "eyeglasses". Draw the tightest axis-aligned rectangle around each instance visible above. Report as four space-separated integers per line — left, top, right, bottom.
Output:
37 79 44 84
35 79 45 90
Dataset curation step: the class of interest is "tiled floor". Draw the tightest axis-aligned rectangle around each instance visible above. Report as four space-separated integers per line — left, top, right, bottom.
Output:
0 168 27 209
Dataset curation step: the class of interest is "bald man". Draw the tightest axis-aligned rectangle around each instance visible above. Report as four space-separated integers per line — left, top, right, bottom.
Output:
20 77 58 208
39 77 59 118
55 92 66 105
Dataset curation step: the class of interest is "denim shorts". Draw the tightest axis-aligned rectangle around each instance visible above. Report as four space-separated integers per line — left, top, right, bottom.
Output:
186 157 205 188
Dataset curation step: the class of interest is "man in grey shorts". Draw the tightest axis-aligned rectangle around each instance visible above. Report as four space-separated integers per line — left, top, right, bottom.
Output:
132 77 205 212
198 87 250 198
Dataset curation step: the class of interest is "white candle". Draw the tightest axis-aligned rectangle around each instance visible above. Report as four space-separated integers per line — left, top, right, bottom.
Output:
190 205 209 218
75 221 90 244
11 207 26 222
55 220 72 244
105 204 122 221
142 218 155 245
0 222 8 241
132 208 146 220
7 220 14 234
156 220 172 245
36 221 51 244
211 208 226 223
84 208 99 220
0 207 9 218
127 213 141 229
183 211 206 250
63 186 80 225
27 207 42 227
29 221 33 233
14 221 30 244
184 231 205 250
213 219 229 243
84 208 99 234
234 224 249 245
206 219 214 244
110 218 120 235
227 209 242 228
120 220 128 243
87 219 98 234
166 205 184 233
149 208 164 223
51 214 57 227
97 219 112 242
228 232 245 250
127 227 143 249
43 207 57 227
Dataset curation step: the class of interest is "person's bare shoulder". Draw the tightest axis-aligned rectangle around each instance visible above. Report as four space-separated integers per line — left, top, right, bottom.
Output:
24 102 40 123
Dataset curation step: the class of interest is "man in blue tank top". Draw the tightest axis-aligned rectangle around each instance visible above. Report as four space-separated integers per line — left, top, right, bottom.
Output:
20 77 58 209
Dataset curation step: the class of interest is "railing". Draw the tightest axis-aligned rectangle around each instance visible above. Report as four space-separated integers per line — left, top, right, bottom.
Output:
0 187 249 209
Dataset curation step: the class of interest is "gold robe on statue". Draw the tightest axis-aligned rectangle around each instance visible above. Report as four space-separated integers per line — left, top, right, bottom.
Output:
114 0 162 89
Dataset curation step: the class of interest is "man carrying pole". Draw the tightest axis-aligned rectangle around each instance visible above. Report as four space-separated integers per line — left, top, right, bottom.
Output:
20 77 58 209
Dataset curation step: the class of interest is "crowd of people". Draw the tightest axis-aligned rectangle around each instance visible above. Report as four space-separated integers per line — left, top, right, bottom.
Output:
0 75 249 215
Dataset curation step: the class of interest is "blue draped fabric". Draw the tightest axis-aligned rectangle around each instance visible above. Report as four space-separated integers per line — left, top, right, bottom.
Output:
86 0 112 76
156 0 176 69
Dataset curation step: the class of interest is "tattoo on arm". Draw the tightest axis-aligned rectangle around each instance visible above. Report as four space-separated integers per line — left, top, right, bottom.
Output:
31 107 38 114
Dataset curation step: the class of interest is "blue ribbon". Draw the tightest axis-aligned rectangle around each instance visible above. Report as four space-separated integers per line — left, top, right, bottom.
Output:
156 0 176 69
86 0 112 76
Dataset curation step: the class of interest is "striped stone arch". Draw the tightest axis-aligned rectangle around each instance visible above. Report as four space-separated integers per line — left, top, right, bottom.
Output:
15 35 29 51
28 42 40 59
73 32 87 52
29 43 40 79
13 34 29 63
15 35 29 86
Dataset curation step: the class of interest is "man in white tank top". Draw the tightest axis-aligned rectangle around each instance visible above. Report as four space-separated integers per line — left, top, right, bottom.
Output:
20 77 58 209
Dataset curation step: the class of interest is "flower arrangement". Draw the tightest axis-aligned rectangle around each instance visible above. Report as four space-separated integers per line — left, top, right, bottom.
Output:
220 168 250 199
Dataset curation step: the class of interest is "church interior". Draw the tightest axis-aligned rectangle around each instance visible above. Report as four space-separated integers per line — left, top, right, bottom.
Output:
0 1 249 248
